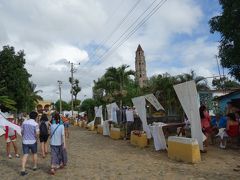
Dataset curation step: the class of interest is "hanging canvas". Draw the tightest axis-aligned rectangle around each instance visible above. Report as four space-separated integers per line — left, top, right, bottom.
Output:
132 96 151 138
0 113 21 136
173 80 203 150
145 94 165 111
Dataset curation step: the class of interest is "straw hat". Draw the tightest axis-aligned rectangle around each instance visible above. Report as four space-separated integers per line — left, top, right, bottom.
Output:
8 114 14 119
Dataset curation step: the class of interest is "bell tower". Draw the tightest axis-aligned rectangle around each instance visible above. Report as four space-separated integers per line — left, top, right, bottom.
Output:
135 44 147 87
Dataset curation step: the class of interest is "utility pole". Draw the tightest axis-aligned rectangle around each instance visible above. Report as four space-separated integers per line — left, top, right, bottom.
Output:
57 80 62 114
70 62 74 118
69 61 80 119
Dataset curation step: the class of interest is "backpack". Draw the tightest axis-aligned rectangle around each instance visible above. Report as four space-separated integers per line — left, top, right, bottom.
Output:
40 121 48 136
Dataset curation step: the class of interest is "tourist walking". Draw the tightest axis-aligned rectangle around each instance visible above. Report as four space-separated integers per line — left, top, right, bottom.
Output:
62 115 70 138
50 113 67 175
21 111 39 176
39 114 50 158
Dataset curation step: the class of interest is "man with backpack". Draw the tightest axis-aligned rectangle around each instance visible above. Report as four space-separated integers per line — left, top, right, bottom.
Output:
39 114 50 158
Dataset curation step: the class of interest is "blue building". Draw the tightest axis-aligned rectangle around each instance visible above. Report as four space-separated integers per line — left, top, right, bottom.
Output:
215 90 240 114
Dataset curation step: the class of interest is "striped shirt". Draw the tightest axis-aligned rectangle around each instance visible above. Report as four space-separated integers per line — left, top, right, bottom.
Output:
21 119 39 144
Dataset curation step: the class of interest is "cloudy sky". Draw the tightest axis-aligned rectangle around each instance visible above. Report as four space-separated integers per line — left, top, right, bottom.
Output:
0 0 221 102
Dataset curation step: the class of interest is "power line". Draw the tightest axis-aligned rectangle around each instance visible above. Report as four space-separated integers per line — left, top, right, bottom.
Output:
90 0 159 65
82 0 168 91
97 0 168 62
87 0 142 64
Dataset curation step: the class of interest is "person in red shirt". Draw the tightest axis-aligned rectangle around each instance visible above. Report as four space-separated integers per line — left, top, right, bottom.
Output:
220 113 239 149
5 116 20 159
199 105 212 151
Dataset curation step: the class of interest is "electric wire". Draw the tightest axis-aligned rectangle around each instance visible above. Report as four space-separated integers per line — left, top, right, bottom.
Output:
87 0 142 64
96 0 168 63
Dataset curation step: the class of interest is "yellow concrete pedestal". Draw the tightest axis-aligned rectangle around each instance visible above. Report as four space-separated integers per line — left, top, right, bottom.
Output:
88 124 95 131
78 121 83 127
110 128 124 140
97 125 103 134
168 136 201 163
130 132 148 148
82 121 88 128
74 121 78 126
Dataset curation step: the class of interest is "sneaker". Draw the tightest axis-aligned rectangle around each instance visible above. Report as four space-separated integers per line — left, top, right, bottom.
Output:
15 154 20 158
20 171 28 176
220 143 226 149
8 154 12 159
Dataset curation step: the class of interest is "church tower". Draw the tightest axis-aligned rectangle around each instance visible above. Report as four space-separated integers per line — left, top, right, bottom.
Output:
135 44 147 87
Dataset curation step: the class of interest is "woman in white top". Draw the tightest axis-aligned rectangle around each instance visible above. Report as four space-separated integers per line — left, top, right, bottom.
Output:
49 113 66 175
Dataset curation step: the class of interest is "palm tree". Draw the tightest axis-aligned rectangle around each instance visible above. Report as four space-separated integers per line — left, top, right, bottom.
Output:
147 73 182 115
29 82 43 103
92 64 135 106
104 64 135 106
0 85 16 111
0 95 16 111
24 82 43 112
176 70 209 91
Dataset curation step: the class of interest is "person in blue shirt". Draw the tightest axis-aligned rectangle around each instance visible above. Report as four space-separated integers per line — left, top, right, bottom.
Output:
211 114 227 129
211 113 227 144
210 114 227 144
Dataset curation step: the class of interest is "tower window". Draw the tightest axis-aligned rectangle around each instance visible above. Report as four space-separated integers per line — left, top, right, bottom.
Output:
140 74 142 78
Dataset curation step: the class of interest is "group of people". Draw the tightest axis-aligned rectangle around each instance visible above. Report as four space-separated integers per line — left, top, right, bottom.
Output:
4 111 69 176
199 102 240 151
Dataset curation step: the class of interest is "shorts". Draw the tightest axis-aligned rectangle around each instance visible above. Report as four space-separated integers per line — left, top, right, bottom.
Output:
22 143 37 154
6 136 16 143
64 122 69 128
40 135 49 143
202 127 212 135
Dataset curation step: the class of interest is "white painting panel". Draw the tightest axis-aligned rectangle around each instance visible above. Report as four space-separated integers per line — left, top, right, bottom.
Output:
173 80 203 150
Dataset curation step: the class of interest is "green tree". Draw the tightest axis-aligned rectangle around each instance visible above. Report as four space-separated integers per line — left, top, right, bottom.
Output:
25 82 43 112
176 70 209 91
212 77 240 89
69 78 81 108
146 73 182 115
93 64 135 106
209 0 240 81
80 98 98 120
69 99 81 111
0 45 32 112
0 87 16 111
0 81 16 111
55 100 70 112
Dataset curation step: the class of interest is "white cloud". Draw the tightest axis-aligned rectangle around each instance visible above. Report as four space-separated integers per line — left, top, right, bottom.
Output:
0 0 220 102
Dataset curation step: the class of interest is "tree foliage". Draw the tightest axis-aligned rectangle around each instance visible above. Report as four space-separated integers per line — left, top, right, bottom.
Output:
69 77 81 108
55 100 71 112
212 77 240 90
0 81 16 111
0 45 42 112
146 73 182 115
93 64 136 106
209 0 240 81
80 98 98 120
176 70 209 91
